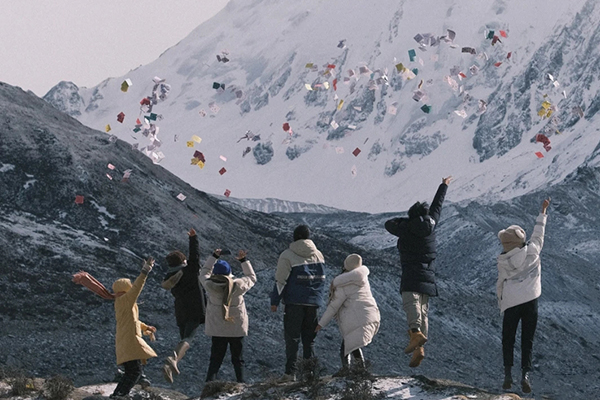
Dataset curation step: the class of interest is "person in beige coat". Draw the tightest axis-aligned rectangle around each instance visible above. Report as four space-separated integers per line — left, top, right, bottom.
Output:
111 257 158 398
316 254 380 373
200 249 257 383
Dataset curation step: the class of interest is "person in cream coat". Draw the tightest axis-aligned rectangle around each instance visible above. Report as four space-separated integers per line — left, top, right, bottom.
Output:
497 198 550 394
316 254 380 373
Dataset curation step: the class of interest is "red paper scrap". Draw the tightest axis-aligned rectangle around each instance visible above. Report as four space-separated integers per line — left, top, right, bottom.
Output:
140 98 151 106
327 64 336 69
494 62 502 67
333 78 338 91
499 30 508 38
75 195 84 204
535 152 544 158
117 112 125 123
459 72 467 79
224 189 231 198
507 52 512 59
193 150 206 163
219 167 227 175
352 148 361 157
282 122 290 132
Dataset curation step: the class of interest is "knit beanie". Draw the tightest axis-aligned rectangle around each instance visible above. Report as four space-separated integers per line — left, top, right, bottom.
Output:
344 254 362 271
498 225 526 252
166 251 186 267
213 260 232 275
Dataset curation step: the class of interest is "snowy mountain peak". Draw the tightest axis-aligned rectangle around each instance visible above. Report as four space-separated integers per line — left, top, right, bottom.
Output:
45 0 600 212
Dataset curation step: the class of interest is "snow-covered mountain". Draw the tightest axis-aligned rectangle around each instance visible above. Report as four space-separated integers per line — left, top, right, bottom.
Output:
43 0 600 212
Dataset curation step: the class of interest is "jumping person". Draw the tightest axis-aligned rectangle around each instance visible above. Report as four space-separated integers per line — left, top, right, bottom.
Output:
270 225 327 381
384 176 451 368
161 228 206 383
497 198 550 393
201 249 257 383
316 254 380 375
73 257 158 398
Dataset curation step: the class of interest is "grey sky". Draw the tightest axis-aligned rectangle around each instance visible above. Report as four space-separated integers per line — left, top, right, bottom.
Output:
0 0 229 96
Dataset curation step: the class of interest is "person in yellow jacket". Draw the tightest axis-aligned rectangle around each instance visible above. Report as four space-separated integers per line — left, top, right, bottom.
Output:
111 257 158 398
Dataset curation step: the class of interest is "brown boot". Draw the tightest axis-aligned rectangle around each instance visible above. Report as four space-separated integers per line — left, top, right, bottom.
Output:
163 341 190 383
409 347 424 368
404 330 427 354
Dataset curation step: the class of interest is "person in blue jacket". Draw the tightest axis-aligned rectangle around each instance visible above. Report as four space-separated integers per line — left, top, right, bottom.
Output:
270 225 326 380
385 177 451 368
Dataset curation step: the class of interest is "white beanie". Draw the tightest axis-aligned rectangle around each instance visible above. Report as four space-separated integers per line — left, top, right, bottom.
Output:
498 225 526 252
344 254 362 271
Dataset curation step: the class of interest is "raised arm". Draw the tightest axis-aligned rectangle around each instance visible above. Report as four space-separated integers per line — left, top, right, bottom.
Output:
428 177 451 223
529 198 549 254
235 250 257 293
188 228 200 272
199 250 219 287
123 257 153 304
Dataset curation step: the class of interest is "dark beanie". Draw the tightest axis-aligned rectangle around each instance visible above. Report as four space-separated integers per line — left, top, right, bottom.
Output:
166 251 186 267
293 225 310 241
213 260 231 275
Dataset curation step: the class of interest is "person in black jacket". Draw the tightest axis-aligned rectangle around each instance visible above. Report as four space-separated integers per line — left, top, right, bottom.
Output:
385 176 451 368
160 228 206 383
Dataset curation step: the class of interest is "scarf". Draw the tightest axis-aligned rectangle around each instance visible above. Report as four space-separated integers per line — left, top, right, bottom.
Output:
72 271 123 300
208 275 235 322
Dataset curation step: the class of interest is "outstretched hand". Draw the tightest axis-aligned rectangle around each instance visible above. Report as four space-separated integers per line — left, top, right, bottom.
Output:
236 250 248 260
541 197 551 214
442 176 453 185
188 228 196 237
214 249 222 257
142 257 154 274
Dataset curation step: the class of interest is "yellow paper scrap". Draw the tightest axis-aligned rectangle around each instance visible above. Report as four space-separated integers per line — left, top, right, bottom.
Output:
191 157 200 165
192 135 202 143
186 141 194 147
197 161 205 169
305 63 314 68
541 101 552 110
305 83 313 91
105 124 111 133
337 100 344 111
323 82 330 90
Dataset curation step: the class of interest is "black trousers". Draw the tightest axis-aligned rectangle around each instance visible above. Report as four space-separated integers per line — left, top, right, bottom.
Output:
502 298 538 371
178 319 202 341
340 341 363 366
112 360 142 397
206 336 244 382
284 304 318 374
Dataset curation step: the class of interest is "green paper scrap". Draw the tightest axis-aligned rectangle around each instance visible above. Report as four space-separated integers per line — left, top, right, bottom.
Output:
421 104 432 114
412 68 419 75
487 30 495 40
408 49 416 62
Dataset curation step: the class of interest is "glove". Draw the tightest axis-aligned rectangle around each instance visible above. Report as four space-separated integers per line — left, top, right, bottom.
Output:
141 257 154 274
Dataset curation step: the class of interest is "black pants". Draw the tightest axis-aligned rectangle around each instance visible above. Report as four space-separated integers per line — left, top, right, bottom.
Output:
502 298 538 371
178 319 202 341
206 336 244 382
340 341 363 366
112 360 142 397
284 304 318 374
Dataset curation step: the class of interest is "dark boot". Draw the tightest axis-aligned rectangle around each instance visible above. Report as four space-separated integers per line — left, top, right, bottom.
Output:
352 348 365 369
234 364 245 383
137 373 151 389
521 370 532 393
502 366 513 390
333 353 351 377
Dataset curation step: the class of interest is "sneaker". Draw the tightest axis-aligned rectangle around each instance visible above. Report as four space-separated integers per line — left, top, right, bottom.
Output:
138 376 151 389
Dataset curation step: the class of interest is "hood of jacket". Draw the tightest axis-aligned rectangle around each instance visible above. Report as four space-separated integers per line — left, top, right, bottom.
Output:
498 245 528 272
289 239 320 259
112 278 132 293
407 215 436 238
333 265 369 288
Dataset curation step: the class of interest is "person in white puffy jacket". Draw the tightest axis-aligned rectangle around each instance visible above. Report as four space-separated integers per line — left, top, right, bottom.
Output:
200 248 257 383
496 198 550 394
315 254 380 373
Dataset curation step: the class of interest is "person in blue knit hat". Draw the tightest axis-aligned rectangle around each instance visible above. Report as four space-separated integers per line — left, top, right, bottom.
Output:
200 248 257 383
